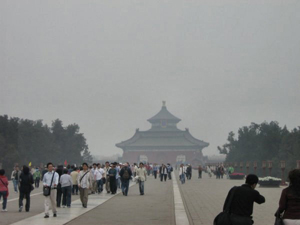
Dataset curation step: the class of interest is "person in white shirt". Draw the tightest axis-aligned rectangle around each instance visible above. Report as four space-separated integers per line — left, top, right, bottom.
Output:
134 163 138 177
136 163 147 195
77 163 92 208
90 163 98 194
179 164 186 184
43 162 59 218
96 163 105 193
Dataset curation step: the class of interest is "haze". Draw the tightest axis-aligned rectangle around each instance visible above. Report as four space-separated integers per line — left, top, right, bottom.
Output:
1 0 300 157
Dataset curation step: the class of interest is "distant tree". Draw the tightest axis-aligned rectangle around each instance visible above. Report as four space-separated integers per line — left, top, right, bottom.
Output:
82 147 93 164
0 115 89 175
218 121 300 177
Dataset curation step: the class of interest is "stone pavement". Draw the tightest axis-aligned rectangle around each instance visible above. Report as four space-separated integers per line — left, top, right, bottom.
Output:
1 171 285 225
67 176 176 225
0 183 80 225
1 176 177 225
176 170 284 225
0 181 78 225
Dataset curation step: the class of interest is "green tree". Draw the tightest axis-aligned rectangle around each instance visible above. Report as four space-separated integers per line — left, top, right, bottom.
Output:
82 147 93 164
218 121 300 177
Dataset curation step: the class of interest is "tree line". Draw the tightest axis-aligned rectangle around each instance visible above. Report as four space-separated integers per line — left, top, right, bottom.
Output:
0 115 93 172
218 121 300 177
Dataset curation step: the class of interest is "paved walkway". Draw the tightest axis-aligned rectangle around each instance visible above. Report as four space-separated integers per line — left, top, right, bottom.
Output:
1 171 285 225
0 184 81 225
176 170 284 225
68 176 176 225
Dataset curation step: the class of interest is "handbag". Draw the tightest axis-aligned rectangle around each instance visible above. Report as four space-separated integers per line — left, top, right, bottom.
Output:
274 209 283 225
43 172 55 196
214 187 238 225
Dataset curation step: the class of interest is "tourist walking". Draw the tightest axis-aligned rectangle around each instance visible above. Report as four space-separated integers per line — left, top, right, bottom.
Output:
159 164 168 182
95 163 105 194
207 166 212 178
220 166 224 179
0 169 9 212
41 166 48 180
167 163 173 180
11 166 20 193
146 164 151 176
108 163 117 194
60 169 73 208
90 163 98 194
133 163 138 177
220 174 265 225
179 164 186 184
43 162 59 218
116 163 121 190
186 165 192 180
77 163 91 208
276 169 300 225
70 168 79 195
153 163 158 179
198 165 203 179
104 161 111 194
33 167 41 188
120 163 132 196
136 162 147 195
19 166 34 212
56 166 63 208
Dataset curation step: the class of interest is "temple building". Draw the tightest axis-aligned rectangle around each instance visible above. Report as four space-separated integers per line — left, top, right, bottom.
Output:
116 102 209 166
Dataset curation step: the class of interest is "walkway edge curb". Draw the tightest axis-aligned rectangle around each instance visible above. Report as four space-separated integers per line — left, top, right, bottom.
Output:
172 172 190 225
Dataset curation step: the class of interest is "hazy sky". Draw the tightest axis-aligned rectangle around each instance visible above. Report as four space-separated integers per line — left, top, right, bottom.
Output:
1 0 300 157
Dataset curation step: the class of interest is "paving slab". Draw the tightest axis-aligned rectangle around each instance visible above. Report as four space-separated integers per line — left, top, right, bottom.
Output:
67 176 176 225
0 184 81 225
176 170 283 225
10 182 135 225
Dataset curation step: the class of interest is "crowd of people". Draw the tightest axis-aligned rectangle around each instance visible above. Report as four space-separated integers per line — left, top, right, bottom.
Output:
1 162 300 225
0 161 176 218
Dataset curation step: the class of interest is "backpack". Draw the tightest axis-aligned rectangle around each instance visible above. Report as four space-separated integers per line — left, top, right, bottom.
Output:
123 168 130 179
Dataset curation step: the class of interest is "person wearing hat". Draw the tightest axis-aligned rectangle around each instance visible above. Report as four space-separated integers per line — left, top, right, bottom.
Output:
136 162 147 195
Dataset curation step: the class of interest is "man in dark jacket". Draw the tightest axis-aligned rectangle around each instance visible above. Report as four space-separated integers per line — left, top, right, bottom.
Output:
19 166 34 212
186 165 192 180
119 163 132 196
223 174 265 225
167 163 173 180
159 164 168 182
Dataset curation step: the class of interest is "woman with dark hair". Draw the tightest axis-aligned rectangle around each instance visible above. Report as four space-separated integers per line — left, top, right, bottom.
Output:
60 169 73 208
19 166 34 212
277 169 300 224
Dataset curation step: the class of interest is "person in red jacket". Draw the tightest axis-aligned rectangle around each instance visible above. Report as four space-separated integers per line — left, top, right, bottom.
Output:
0 169 9 212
